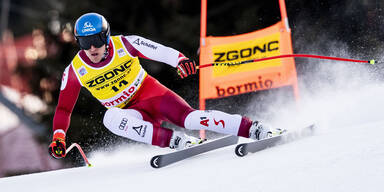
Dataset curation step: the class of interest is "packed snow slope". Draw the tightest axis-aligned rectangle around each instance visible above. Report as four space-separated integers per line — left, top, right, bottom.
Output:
1 81 384 192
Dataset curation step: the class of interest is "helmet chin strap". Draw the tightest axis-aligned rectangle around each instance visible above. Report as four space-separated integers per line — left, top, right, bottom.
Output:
102 45 109 60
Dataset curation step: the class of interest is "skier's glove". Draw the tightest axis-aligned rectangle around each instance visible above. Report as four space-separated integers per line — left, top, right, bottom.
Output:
177 58 197 78
49 131 66 159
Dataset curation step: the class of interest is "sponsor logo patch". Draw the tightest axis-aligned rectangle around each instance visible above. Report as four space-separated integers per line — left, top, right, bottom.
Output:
82 22 96 33
119 118 128 130
86 60 132 88
133 125 147 137
200 117 209 127
133 38 158 50
214 118 225 128
78 66 88 76
117 48 127 57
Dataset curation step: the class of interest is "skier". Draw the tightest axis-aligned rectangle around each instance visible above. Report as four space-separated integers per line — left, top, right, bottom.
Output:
49 13 281 159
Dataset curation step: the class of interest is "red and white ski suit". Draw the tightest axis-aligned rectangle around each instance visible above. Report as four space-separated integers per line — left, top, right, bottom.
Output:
53 35 252 147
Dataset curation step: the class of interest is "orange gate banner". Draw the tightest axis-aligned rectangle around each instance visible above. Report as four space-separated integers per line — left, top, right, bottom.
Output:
199 0 299 110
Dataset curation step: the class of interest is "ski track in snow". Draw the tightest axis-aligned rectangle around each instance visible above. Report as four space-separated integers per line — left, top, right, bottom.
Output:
1 83 384 192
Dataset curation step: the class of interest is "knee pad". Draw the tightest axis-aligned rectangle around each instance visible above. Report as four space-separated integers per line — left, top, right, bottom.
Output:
184 110 242 135
103 107 153 144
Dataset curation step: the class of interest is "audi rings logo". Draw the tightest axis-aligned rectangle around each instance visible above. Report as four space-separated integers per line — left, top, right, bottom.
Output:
82 22 96 33
119 118 128 130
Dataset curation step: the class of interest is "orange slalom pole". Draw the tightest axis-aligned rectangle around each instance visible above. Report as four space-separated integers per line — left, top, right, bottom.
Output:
200 0 207 44
199 0 208 140
279 0 290 32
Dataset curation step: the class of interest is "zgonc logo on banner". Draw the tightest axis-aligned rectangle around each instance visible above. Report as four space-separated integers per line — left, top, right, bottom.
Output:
212 33 281 77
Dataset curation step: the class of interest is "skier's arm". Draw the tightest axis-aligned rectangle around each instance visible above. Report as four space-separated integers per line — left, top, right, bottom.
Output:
50 65 81 158
53 65 81 133
122 35 186 67
122 35 196 78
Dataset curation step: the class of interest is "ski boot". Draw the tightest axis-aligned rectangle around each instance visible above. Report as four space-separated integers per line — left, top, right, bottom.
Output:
249 121 285 140
169 131 205 150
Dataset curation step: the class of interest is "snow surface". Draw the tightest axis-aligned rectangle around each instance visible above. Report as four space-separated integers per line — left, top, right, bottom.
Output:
1 82 384 192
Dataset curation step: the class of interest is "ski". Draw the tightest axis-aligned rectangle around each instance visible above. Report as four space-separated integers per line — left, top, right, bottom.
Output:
150 135 238 168
235 124 315 157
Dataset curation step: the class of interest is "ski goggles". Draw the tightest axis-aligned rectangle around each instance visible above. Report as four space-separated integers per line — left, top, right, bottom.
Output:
76 33 107 50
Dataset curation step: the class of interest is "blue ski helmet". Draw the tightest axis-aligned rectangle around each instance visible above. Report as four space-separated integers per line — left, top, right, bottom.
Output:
74 13 110 50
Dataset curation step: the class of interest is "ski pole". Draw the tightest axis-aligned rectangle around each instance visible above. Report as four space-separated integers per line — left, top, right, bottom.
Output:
66 143 92 167
196 54 376 69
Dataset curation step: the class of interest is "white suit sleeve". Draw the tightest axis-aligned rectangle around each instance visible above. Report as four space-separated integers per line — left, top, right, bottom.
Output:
123 35 186 68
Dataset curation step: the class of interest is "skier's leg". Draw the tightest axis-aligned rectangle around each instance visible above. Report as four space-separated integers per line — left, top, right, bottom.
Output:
184 110 284 140
155 90 259 140
157 90 195 128
155 89 279 140
183 110 252 136
103 107 173 147
153 90 204 149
